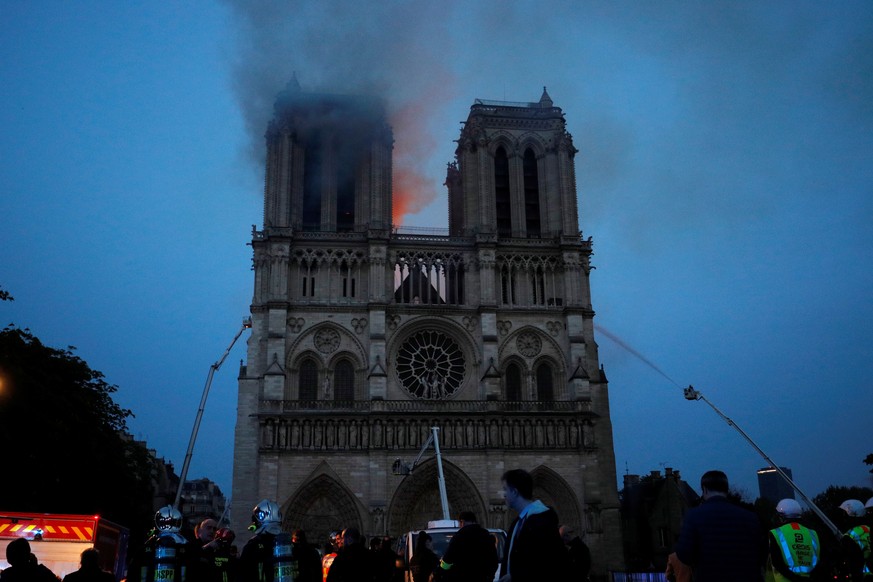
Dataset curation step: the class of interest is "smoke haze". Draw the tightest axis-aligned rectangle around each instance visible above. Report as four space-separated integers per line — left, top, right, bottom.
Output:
6 0 871 504
224 0 461 224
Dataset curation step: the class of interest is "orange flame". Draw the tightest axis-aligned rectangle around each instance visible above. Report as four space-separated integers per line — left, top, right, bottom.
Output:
388 71 457 226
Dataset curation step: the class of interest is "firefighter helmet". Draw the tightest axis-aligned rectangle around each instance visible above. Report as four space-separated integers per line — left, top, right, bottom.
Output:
776 498 803 519
251 499 282 528
839 499 865 518
155 506 183 533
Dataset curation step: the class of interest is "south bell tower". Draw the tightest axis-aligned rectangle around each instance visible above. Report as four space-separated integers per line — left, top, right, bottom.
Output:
233 86 625 575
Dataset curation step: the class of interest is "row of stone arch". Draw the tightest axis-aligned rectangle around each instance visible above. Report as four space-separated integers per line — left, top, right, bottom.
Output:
280 459 585 547
283 321 571 401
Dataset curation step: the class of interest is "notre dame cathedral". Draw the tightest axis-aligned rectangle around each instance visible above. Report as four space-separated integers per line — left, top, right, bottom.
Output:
231 81 625 573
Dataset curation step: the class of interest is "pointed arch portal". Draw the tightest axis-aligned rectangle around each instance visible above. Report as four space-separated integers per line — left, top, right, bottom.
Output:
530 465 583 531
388 460 486 534
282 473 364 544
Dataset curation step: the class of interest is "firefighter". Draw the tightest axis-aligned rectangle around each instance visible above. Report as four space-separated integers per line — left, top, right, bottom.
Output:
136 505 189 582
239 499 296 582
838 499 871 581
322 532 340 582
764 498 822 582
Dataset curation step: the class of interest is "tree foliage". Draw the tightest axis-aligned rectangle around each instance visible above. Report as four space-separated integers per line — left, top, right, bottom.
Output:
813 484 873 514
0 325 154 532
865 453 873 474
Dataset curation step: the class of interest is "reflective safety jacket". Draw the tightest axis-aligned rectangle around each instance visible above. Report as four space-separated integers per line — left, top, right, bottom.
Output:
321 552 337 582
845 525 871 574
766 522 820 582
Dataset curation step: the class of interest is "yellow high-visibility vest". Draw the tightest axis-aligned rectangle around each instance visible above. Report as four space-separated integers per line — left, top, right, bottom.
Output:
765 522 820 582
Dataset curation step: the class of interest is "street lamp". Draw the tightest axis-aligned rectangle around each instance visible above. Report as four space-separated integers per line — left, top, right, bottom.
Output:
174 317 252 510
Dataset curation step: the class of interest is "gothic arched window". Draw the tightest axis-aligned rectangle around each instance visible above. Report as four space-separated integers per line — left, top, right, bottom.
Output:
523 148 541 237
505 363 522 401
336 143 356 231
299 359 318 400
495 147 512 237
302 135 323 232
340 261 355 298
536 362 554 401
302 260 318 298
334 359 355 401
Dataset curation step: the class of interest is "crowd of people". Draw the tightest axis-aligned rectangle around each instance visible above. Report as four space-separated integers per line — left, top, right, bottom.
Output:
3 467 870 581
665 470 873 582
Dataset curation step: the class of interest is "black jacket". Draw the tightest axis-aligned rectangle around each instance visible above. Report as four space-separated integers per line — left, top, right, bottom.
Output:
674 496 767 582
441 523 498 582
63 566 116 582
500 502 568 582
326 543 376 582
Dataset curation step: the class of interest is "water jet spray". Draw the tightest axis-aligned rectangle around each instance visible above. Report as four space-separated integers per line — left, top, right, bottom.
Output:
595 323 841 538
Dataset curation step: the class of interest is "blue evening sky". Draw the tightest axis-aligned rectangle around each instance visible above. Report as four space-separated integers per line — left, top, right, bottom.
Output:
2 1 871 508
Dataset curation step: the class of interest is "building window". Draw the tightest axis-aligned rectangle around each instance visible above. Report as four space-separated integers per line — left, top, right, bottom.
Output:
536 362 554 401
302 136 323 231
336 155 355 232
395 330 466 400
505 363 522 401
501 265 516 305
523 148 541 237
299 359 318 400
531 266 546 306
340 262 355 298
334 359 355 400
302 262 318 298
495 146 511 236
394 253 464 306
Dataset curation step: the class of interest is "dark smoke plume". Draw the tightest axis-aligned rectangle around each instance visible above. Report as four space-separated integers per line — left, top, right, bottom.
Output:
223 0 460 225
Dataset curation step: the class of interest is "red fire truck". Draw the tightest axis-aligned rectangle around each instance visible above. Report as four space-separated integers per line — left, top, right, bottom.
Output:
0 512 129 580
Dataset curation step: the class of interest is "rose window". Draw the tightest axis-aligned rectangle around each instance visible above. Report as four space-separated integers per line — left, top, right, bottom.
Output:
395 330 466 400
314 328 340 354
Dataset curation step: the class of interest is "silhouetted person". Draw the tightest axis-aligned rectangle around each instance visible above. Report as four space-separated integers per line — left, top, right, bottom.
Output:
440 511 498 582
62 548 114 582
836 499 870 582
673 470 767 582
322 531 341 582
368 537 395 582
326 527 376 582
409 532 439 582
292 530 322 582
559 525 591 581
0 537 59 581
499 469 569 582
189 518 224 581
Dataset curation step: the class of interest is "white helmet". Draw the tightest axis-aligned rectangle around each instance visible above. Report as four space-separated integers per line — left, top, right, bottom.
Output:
251 499 282 528
839 499 865 518
865 497 873 511
776 498 803 519
155 506 183 533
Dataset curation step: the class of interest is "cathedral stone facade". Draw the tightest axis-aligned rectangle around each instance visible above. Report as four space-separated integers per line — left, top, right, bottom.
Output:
231 83 625 574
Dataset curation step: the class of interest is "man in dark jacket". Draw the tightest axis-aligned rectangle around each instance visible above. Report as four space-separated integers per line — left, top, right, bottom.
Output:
62 548 115 582
440 511 498 582
498 469 568 582
559 525 591 581
673 470 767 582
291 530 322 582
0 538 59 582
